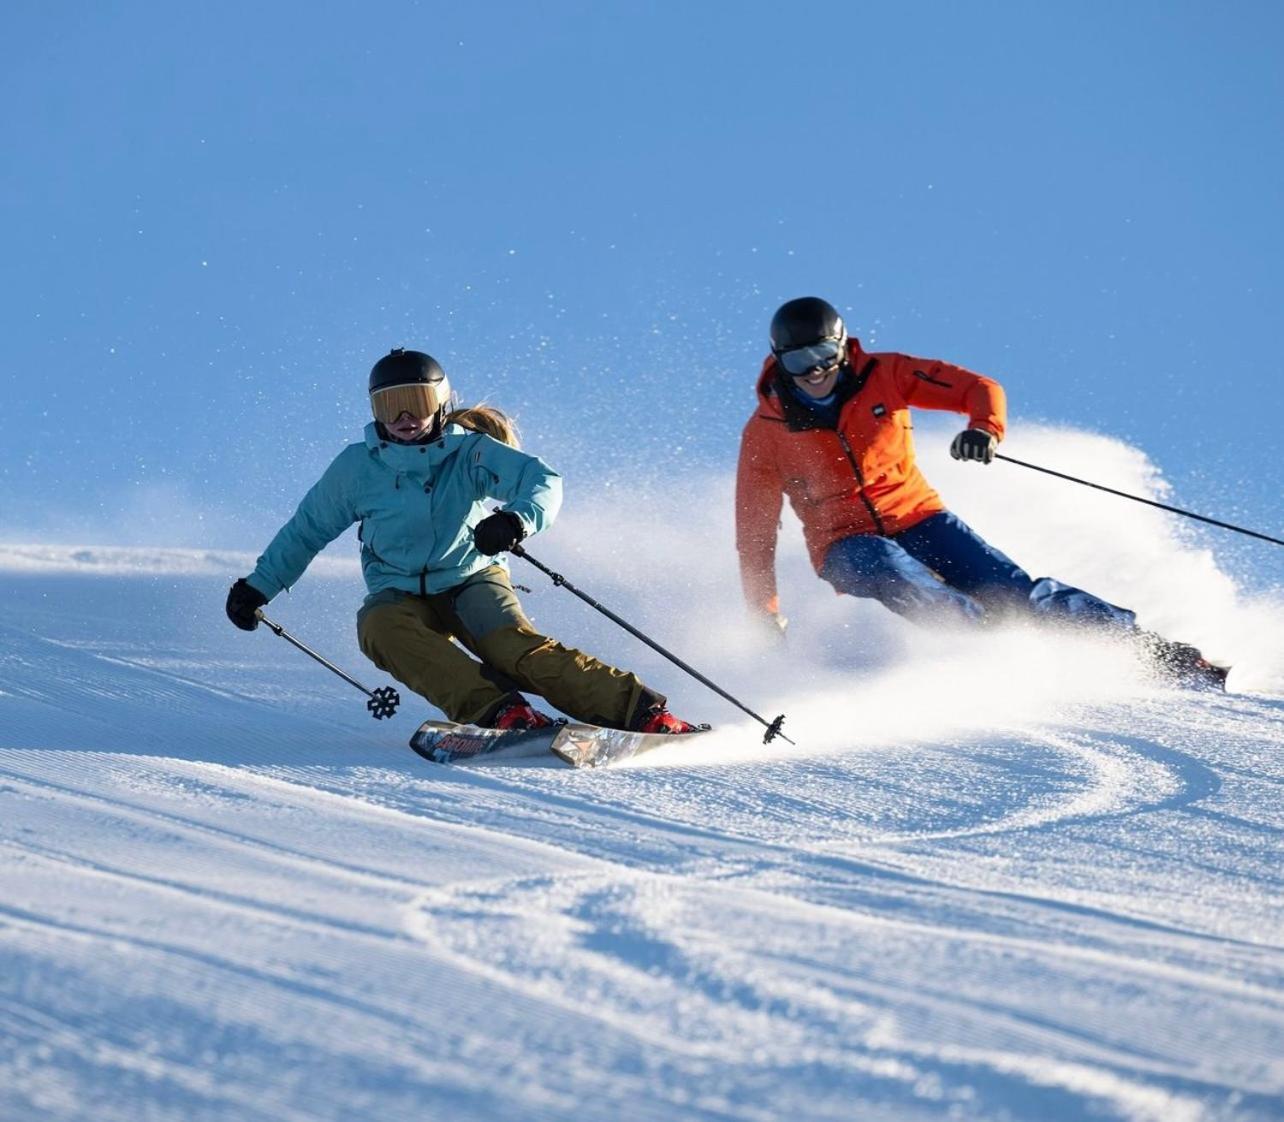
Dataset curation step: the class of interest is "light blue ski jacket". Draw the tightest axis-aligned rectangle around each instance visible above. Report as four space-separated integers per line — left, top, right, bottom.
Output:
247 422 562 602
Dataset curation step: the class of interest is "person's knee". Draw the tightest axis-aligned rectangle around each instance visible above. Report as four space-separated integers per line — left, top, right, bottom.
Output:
452 570 531 640
826 540 986 625
824 536 925 598
473 626 547 675
357 598 449 673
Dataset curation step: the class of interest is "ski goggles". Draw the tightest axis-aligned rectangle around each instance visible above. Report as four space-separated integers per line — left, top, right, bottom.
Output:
776 339 844 376
370 381 450 425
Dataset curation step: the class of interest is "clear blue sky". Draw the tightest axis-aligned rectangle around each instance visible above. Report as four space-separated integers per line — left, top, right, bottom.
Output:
3 1 1281 583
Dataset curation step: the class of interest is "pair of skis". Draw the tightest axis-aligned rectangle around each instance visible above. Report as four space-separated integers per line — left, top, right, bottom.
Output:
409 719 709 769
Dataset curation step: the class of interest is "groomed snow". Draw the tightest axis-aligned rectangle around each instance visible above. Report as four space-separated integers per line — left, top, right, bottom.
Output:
2 424 1281 1121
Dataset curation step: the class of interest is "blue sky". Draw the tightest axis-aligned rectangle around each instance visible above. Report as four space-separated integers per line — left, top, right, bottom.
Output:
3 1 1281 583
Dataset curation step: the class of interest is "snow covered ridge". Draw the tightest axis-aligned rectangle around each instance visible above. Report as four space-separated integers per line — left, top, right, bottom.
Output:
0 543 359 578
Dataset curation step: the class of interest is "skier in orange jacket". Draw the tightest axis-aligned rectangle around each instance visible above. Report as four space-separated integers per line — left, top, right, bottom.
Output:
734 297 1226 688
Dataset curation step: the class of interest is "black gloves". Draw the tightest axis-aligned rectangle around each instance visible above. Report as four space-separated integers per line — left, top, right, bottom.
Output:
226 577 268 631
950 428 997 464
473 511 526 556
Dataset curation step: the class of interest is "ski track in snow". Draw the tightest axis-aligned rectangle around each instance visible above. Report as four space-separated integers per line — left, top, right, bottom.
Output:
2 591 1281 1119
4 438 1284 1122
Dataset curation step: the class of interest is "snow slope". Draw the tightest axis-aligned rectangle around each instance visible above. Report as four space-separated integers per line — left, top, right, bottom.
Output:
2 425 1282 1121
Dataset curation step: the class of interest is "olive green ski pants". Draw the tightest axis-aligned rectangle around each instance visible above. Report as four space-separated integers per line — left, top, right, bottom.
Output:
357 566 660 728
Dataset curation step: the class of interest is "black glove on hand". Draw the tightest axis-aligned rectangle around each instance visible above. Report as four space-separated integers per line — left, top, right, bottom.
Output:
473 511 526 556
226 577 268 631
950 428 997 464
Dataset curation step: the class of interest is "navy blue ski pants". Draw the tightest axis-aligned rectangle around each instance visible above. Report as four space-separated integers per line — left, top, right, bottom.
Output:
820 512 1136 630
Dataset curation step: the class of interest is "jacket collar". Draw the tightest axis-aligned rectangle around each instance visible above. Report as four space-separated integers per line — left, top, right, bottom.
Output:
362 421 474 467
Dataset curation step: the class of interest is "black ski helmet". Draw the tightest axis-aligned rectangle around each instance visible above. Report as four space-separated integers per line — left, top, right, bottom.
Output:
368 347 447 394
769 297 847 355
368 348 452 427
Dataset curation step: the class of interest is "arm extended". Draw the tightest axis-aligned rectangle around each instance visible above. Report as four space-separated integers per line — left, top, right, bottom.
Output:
735 420 785 617
247 449 360 599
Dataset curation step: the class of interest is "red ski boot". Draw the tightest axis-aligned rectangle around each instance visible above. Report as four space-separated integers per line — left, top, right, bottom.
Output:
490 698 556 732
638 708 701 735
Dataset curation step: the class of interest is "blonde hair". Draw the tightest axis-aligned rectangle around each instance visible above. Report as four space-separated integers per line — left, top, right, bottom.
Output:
447 403 520 448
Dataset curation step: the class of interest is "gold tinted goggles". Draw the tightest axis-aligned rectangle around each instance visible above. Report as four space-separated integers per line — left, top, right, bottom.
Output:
370 382 448 425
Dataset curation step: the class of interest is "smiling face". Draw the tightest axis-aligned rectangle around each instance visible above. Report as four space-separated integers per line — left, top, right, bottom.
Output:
791 360 843 398
775 335 846 398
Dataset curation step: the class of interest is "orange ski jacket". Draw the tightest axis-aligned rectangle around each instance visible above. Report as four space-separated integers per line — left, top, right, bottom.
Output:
735 338 1006 615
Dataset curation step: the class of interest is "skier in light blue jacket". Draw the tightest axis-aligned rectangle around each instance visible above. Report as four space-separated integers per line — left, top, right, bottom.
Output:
226 348 696 734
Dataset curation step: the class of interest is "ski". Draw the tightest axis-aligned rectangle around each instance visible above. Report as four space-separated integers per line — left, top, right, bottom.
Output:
548 721 708 768
409 719 709 769
409 721 564 765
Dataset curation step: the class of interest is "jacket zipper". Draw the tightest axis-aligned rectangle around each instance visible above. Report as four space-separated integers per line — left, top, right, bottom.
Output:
836 431 887 535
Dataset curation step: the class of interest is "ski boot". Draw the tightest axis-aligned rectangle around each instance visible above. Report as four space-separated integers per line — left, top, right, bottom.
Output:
638 707 702 735
1135 632 1230 691
490 697 557 732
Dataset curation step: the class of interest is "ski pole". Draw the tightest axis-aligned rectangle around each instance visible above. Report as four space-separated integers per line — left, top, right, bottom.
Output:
512 546 793 745
256 612 401 719
995 453 1284 548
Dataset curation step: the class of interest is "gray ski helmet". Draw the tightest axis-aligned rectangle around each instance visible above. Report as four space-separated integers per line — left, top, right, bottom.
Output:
769 297 847 355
